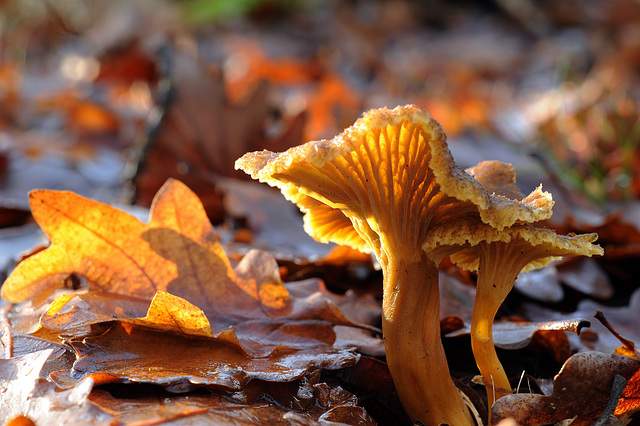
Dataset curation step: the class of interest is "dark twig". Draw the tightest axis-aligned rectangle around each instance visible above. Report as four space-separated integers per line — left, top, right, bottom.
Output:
120 44 174 205
592 374 627 426
594 310 637 355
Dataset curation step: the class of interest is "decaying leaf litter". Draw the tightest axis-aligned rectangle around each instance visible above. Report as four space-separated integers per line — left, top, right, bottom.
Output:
1 1 640 425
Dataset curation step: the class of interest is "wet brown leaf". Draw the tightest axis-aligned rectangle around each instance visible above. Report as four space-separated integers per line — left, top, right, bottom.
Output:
60 322 357 394
0 349 111 425
88 379 375 425
89 388 296 425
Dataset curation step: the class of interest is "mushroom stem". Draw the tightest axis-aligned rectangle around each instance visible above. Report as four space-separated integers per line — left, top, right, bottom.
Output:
472 242 529 410
382 253 475 426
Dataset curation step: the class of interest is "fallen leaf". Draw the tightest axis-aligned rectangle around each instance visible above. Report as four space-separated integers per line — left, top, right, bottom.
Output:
219 37 361 140
439 270 476 322
4 179 374 356
96 44 157 84
2 179 234 306
556 257 613 300
59 322 357 395
0 350 111 425
616 368 640 417
524 288 640 355
447 317 590 368
9 334 75 378
0 178 375 413
40 291 215 340
133 47 305 210
492 352 640 425
335 356 411 426
220 178 335 261
514 265 564 303
89 388 298 425
491 319 590 351
88 377 374 425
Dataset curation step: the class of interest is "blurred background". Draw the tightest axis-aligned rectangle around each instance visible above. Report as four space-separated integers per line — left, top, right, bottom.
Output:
1 0 639 205
1 0 639 279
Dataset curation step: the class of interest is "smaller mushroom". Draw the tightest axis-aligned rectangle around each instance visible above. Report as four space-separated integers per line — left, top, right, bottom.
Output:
423 161 604 411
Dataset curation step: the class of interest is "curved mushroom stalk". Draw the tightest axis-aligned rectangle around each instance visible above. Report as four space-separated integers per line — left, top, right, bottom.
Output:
383 253 476 424
471 241 538 403
236 106 489 425
426 218 604 412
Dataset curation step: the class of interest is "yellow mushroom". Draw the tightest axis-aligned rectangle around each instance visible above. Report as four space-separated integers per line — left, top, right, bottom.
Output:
423 161 604 412
237 106 563 424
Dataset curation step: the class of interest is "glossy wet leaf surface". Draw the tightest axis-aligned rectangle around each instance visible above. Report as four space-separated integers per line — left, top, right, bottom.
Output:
64 322 357 393
0 350 111 425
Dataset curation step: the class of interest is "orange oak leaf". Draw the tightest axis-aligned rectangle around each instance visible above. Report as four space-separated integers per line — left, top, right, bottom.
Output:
1 178 236 307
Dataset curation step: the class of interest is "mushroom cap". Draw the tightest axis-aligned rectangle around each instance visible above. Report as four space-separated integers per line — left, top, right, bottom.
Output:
423 214 604 273
235 105 555 259
466 161 525 200
464 160 554 227
421 159 600 272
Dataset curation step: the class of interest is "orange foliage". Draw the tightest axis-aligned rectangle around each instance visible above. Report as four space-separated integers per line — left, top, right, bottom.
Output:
0 179 280 315
222 38 361 140
616 368 640 416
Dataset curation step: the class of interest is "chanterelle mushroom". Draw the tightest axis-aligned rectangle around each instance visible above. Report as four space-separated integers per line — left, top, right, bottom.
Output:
423 161 604 411
237 106 557 424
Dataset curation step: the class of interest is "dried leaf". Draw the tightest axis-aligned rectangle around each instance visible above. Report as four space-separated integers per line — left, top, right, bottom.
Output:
514 266 564 303
492 352 640 425
1 179 236 306
0 178 371 407
134 47 305 209
524 288 640 354
5 179 372 356
616 368 640 416
220 177 335 261
41 291 215 340
557 257 613 300
493 319 590 351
